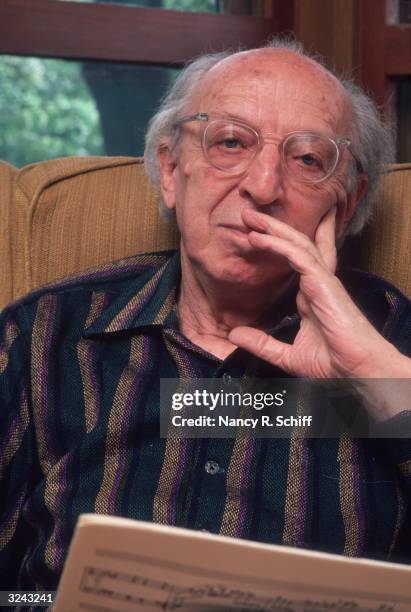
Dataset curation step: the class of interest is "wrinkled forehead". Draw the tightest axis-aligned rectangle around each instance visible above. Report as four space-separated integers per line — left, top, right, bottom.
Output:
188 49 352 134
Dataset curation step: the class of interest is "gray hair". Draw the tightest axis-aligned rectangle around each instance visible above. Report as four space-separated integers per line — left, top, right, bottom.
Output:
144 37 395 237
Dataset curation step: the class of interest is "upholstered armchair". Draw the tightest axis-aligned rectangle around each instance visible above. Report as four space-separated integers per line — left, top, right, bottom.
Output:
0 156 409 312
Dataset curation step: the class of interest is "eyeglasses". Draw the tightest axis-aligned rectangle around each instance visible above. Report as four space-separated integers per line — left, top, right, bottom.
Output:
175 113 361 184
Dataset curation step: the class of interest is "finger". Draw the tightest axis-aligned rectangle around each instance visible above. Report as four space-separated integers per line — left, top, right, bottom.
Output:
228 326 292 373
247 229 345 316
242 209 319 257
247 231 324 276
314 206 337 272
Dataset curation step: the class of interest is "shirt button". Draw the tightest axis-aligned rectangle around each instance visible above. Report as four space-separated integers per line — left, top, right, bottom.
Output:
204 460 220 475
222 372 232 385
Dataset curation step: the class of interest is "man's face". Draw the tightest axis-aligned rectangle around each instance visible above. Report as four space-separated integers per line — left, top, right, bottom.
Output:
158 50 362 290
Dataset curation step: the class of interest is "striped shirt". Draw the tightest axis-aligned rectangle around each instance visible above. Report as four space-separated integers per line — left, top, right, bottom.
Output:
0 250 410 590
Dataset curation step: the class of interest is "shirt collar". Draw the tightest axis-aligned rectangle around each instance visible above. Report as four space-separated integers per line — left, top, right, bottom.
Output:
84 249 300 339
84 250 181 337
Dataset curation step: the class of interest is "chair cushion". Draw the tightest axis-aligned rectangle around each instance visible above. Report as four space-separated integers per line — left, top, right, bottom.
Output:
359 163 411 297
1 156 179 309
0 161 18 308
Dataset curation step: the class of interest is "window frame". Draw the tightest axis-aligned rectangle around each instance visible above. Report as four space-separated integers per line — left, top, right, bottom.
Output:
0 0 293 66
360 0 411 108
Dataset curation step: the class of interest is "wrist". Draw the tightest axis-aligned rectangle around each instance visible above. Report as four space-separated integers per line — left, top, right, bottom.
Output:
350 344 411 380
346 347 411 422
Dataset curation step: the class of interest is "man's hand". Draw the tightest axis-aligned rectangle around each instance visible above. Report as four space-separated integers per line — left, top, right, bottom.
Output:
228 207 410 390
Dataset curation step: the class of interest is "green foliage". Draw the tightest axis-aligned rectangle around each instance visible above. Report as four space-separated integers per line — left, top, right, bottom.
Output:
0 56 103 168
164 0 217 11
0 0 218 167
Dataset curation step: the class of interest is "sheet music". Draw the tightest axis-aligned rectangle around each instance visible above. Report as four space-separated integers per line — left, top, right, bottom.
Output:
54 515 411 612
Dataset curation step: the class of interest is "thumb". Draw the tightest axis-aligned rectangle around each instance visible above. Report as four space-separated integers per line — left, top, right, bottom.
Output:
229 326 291 372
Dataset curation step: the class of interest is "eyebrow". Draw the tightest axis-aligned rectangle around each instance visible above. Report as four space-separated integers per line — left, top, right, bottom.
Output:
208 110 255 125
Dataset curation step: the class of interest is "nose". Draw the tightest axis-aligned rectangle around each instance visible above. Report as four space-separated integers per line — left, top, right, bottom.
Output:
238 143 284 207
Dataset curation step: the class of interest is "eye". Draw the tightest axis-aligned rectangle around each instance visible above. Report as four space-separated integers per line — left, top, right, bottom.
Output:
207 124 255 153
220 138 244 149
299 154 320 167
285 135 330 174
289 153 325 175
211 136 249 156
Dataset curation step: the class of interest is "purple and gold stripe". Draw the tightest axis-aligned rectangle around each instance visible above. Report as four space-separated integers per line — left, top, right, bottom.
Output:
338 435 365 557
153 338 195 526
0 388 30 480
0 487 27 550
220 374 256 538
31 294 58 474
282 392 311 547
155 436 189 526
220 435 254 538
84 291 108 329
95 335 149 515
0 319 20 374
44 453 70 572
153 286 177 326
32 254 167 296
77 292 108 433
105 262 168 332
282 434 309 547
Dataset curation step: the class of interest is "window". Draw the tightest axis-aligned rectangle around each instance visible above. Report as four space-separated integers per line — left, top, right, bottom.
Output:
0 56 180 165
0 0 283 164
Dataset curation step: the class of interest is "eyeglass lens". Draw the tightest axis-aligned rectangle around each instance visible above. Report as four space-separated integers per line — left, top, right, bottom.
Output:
203 120 339 182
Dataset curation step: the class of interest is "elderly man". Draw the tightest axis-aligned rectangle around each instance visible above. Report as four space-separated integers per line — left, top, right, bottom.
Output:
0 39 410 591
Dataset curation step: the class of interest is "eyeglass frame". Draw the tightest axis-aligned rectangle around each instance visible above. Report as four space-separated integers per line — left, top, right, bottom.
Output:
174 112 363 184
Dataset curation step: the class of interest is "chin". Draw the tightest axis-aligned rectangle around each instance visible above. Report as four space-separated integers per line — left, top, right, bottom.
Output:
206 253 292 289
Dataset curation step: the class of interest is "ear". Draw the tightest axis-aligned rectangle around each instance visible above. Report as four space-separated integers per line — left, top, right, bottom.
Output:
336 173 368 238
157 144 177 211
